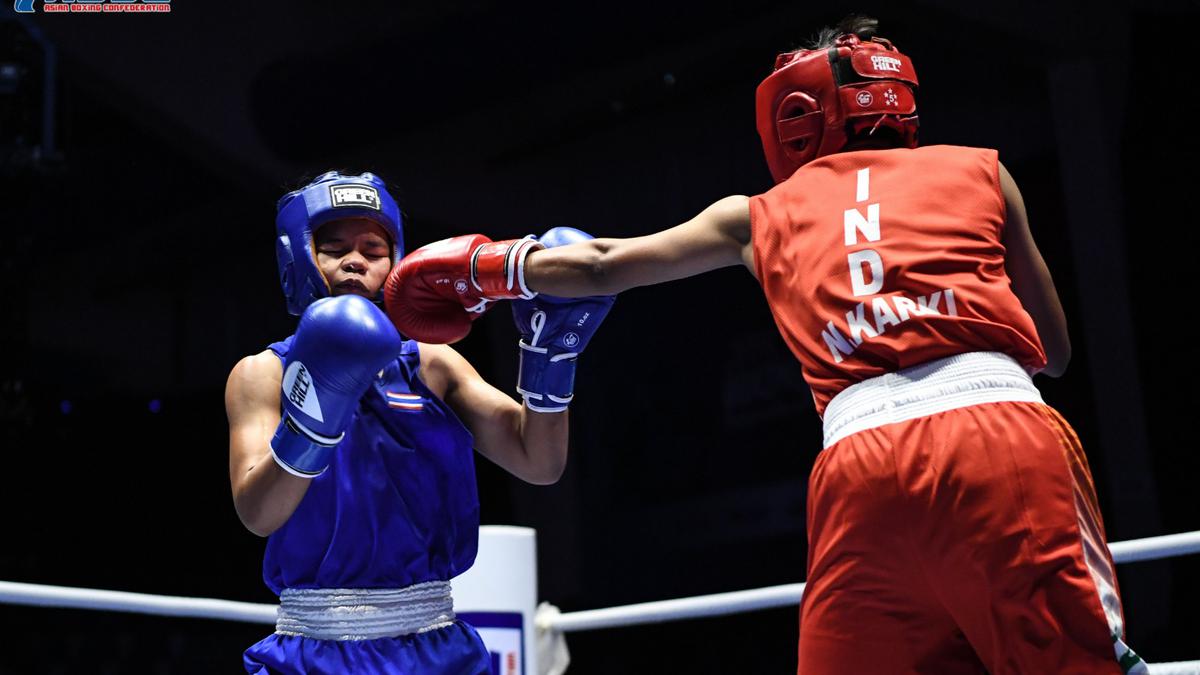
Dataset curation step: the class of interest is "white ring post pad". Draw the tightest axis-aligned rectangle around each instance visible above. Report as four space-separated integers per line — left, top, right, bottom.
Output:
452 526 540 675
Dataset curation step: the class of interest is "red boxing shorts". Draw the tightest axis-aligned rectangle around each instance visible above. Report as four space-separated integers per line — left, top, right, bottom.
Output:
799 352 1145 674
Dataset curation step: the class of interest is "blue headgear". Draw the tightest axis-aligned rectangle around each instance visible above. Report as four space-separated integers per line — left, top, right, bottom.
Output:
275 171 404 315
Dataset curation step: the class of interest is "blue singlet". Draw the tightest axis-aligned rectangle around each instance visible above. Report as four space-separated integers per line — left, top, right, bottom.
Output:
243 337 490 674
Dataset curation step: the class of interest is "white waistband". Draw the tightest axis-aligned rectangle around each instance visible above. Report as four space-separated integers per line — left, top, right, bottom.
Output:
821 351 1043 448
275 581 455 641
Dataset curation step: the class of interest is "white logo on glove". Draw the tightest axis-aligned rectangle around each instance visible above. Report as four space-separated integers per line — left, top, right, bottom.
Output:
563 332 580 348
283 361 325 423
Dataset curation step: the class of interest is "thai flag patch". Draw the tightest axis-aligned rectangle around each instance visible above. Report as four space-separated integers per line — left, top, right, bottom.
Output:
386 391 425 411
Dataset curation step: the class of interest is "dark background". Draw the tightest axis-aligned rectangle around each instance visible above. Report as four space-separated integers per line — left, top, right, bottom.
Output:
1 1 1197 672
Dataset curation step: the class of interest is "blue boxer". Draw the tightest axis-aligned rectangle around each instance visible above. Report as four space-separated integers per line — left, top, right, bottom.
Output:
243 339 489 674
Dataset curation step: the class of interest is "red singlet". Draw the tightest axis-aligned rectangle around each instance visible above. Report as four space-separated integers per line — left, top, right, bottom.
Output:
750 144 1046 416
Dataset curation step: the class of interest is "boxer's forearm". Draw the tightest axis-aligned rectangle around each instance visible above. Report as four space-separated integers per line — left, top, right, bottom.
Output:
524 195 752 297
435 348 571 485
512 406 570 485
232 455 312 537
524 239 626 296
524 236 700 295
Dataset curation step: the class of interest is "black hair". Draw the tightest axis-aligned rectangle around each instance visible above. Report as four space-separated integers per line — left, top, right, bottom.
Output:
807 16 910 151
283 168 350 194
809 15 880 50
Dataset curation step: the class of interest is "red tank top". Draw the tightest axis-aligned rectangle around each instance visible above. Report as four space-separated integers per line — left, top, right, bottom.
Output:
750 145 1047 416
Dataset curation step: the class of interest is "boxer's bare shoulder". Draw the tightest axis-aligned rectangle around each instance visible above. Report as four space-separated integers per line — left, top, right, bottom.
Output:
226 351 282 412
225 350 283 453
414 342 457 401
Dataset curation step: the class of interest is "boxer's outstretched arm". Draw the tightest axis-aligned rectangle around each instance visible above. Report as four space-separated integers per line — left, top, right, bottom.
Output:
418 343 569 485
524 194 754 297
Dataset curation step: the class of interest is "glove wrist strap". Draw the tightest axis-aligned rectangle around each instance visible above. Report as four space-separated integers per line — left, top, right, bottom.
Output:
472 237 543 300
269 415 342 478
516 340 577 413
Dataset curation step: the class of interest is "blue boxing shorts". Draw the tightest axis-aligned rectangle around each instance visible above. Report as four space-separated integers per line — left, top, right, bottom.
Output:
243 619 490 674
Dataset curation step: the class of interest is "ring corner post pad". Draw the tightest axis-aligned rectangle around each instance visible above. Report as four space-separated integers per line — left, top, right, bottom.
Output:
452 526 539 675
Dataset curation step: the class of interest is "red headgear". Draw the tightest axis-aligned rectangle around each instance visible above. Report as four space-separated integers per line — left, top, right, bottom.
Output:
755 33 919 183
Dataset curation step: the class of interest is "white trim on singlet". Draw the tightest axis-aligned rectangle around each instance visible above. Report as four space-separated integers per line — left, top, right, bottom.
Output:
275 581 455 641
821 351 1044 448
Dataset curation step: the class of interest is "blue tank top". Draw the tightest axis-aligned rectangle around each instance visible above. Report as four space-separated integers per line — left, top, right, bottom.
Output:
262 337 479 595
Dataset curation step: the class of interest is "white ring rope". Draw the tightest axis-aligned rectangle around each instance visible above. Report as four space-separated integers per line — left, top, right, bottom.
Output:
1108 530 1200 564
0 530 1197 626
1 529 1198 672
0 580 277 624
1153 664 1200 675
539 582 806 632
545 529 1200 633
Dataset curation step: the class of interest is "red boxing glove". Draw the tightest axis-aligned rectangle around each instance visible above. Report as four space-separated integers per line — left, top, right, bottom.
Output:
384 235 493 344
471 236 543 300
384 234 545 343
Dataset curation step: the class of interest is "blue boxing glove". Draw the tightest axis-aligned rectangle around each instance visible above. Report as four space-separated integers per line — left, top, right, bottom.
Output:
271 295 402 477
512 227 615 412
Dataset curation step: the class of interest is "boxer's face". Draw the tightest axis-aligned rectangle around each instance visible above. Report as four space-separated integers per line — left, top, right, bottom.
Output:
313 218 394 298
